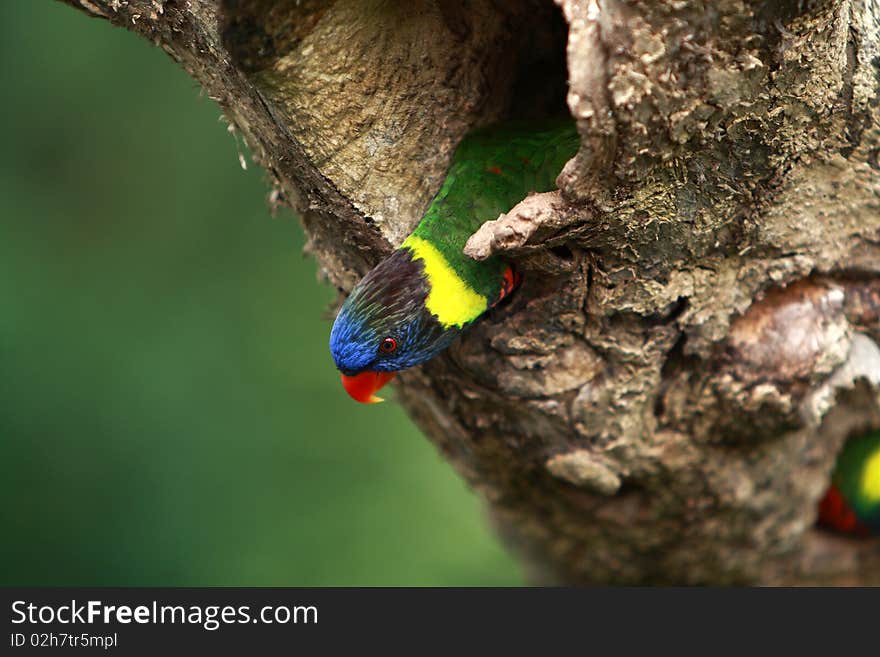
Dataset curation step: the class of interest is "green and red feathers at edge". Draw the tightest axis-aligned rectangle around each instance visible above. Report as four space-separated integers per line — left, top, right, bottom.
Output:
818 429 880 536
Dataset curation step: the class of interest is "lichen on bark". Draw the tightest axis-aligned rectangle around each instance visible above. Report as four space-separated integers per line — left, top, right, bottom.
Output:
62 0 880 584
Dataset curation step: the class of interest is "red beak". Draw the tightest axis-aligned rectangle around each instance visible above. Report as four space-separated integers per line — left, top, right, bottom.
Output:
340 371 397 404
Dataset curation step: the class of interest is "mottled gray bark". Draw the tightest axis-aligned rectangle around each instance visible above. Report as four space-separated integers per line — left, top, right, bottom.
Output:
63 0 880 584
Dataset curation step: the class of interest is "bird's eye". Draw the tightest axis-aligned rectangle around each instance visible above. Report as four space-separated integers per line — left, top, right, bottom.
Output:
379 337 397 354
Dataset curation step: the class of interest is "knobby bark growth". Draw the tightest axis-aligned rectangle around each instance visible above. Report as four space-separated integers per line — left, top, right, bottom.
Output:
62 0 880 584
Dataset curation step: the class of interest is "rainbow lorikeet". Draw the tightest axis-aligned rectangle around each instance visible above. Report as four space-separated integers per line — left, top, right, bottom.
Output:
329 119 580 402
818 429 880 536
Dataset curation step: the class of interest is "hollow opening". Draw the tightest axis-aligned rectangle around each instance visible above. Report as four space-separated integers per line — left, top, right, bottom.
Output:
222 0 570 123
219 0 573 239
495 2 570 123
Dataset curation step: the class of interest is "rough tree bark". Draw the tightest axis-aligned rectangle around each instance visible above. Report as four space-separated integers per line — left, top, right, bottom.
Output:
62 0 880 585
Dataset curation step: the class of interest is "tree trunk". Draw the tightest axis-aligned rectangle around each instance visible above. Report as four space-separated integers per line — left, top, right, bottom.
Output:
62 0 880 585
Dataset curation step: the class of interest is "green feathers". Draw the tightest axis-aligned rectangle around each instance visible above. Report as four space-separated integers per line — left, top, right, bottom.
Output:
410 119 579 302
819 429 880 535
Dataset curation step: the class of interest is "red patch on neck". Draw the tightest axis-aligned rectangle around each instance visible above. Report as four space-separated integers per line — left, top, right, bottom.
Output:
490 266 522 308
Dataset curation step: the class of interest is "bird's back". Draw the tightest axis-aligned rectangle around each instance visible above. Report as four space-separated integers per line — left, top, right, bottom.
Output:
409 119 580 300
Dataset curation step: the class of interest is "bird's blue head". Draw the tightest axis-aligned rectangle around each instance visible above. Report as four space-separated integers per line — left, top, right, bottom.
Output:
329 248 459 402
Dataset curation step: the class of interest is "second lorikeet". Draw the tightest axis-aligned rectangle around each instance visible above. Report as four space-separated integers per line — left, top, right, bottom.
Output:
329 119 580 402
818 429 880 536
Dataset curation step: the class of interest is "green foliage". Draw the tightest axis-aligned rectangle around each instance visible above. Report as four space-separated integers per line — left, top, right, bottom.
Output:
0 2 520 586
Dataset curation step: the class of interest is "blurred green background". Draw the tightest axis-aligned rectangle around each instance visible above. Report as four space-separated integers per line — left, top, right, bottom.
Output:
0 2 520 586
